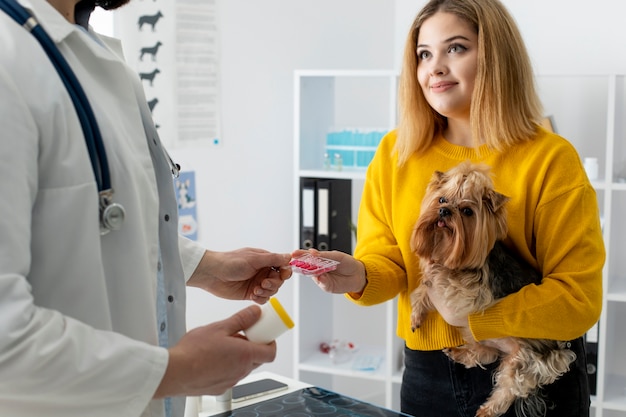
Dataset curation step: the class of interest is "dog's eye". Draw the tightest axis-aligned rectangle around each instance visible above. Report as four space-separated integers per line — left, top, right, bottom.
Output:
461 207 474 216
439 197 447 204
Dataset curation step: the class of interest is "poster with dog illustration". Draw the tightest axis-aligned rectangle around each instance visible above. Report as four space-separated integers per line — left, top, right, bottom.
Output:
113 0 222 149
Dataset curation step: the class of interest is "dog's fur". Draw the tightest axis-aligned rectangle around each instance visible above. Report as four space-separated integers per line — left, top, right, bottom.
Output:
409 161 576 417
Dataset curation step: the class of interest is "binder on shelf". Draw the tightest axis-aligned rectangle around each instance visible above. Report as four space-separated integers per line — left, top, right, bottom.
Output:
328 179 352 253
316 178 352 253
300 178 317 250
299 177 352 254
316 180 331 251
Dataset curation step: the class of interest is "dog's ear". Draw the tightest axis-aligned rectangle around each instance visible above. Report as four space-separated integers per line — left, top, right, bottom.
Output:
485 190 510 239
426 170 446 193
485 191 509 213
411 226 434 259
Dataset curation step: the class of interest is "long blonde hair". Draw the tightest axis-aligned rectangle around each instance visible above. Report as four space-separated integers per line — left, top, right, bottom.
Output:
395 0 543 165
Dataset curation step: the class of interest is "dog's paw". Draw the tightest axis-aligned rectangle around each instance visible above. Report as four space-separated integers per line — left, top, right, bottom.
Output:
409 300 427 332
475 399 512 417
410 312 423 332
444 347 485 369
475 404 496 417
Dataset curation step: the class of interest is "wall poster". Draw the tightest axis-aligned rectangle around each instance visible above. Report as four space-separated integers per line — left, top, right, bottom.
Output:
175 171 199 241
114 0 222 149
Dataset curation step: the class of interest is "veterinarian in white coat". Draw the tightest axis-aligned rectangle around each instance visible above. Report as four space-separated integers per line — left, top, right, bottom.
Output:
0 1 291 416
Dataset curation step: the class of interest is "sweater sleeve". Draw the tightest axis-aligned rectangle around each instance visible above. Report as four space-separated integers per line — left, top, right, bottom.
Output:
470 138 604 342
349 132 409 306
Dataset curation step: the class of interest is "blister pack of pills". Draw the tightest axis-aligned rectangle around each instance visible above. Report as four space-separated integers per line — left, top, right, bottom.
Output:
289 254 339 275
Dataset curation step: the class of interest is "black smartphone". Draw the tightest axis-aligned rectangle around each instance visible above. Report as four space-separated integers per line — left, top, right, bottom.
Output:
231 378 289 402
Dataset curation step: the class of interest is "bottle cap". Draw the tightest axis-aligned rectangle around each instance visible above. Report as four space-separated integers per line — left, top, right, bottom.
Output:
244 298 294 344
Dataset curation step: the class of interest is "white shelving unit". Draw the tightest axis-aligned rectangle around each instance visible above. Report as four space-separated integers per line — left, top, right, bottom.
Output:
292 70 402 410
534 74 626 417
292 70 626 416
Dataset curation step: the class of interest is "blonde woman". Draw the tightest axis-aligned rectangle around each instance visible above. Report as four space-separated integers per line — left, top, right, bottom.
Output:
297 0 604 415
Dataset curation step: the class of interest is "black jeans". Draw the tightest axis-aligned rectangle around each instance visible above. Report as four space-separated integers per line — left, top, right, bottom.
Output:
400 337 590 417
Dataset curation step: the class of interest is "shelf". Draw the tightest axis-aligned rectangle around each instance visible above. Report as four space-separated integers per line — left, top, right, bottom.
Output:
293 70 400 410
391 373 403 384
603 375 626 411
298 344 388 381
591 395 599 409
295 69 398 78
592 181 608 190
298 168 367 181
607 293 626 303
607 292 626 303
607 275 626 301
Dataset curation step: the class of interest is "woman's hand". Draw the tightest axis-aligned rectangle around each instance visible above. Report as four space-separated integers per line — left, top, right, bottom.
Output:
188 248 292 304
291 249 368 295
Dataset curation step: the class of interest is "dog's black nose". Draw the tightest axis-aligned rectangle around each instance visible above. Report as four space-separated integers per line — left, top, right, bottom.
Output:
439 207 451 218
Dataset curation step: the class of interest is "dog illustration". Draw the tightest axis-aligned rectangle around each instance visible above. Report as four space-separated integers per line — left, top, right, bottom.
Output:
147 98 158 113
138 11 163 32
139 68 160 86
140 41 163 61
410 161 576 417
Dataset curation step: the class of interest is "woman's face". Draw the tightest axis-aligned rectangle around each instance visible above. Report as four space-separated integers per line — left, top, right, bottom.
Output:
416 12 478 121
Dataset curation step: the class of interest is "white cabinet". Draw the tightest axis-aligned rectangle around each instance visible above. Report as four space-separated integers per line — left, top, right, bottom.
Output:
292 70 626 416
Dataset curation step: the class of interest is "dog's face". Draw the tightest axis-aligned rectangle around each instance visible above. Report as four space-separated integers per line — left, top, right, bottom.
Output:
411 162 509 270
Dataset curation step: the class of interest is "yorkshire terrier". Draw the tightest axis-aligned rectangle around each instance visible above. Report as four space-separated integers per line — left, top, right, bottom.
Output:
409 161 576 417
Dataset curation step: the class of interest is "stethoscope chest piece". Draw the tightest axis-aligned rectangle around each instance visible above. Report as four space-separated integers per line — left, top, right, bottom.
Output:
100 189 125 235
0 0 129 236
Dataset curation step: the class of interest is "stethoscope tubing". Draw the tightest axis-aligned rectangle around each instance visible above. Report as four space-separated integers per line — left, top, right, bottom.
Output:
1 0 111 192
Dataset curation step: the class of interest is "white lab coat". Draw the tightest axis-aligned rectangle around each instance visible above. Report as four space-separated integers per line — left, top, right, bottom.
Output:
0 0 205 416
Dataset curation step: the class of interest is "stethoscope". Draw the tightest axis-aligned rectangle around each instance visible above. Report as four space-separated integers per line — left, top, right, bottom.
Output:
1 0 180 235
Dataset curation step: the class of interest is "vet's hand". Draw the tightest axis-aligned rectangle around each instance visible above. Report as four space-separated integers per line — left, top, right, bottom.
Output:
291 249 367 295
426 283 469 327
155 305 276 398
188 248 292 304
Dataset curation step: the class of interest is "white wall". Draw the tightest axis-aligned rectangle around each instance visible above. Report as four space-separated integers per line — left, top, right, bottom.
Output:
102 0 626 379
90 7 114 36
504 0 626 75
167 0 394 378
395 0 626 75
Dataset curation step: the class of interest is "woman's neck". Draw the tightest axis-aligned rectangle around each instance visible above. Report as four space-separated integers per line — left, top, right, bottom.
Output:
443 119 477 148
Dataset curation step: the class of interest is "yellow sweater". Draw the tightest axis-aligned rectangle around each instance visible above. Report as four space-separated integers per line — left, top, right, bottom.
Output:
349 128 604 351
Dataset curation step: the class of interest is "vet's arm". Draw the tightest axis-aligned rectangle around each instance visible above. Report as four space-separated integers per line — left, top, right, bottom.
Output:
187 249 292 304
